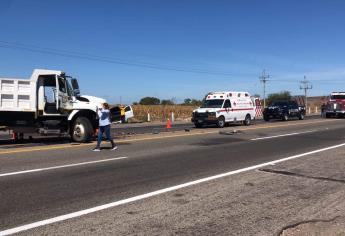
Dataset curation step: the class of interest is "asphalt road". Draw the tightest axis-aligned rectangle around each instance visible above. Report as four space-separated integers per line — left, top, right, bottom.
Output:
0 117 345 235
0 115 321 144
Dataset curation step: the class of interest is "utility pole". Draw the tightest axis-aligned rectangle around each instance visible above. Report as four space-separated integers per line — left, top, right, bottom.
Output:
259 69 270 107
300 76 312 110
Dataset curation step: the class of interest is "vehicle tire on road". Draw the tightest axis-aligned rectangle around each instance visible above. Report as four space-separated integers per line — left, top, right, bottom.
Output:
299 113 305 120
217 116 225 128
282 113 289 121
243 114 251 126
194 123 203 128
71 117 93 142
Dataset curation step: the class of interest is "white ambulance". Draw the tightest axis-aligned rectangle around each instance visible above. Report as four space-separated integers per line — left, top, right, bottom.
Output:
192 91 256 128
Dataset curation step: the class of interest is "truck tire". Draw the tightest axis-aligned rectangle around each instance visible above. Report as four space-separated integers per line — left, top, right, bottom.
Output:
71 117 93 142
299 113 305 120
282 113 289 121
194 122 203 128
243 114 251 126
217 116 225 128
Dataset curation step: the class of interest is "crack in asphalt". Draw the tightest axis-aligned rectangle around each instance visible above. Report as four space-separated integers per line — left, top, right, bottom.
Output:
277 216 340 236
259 168 345 184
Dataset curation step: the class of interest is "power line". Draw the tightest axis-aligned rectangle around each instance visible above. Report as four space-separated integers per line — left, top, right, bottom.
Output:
259 69 270 107
0 40 255 77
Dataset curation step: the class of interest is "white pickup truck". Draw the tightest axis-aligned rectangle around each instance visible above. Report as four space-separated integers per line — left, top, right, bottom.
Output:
0 69 113 142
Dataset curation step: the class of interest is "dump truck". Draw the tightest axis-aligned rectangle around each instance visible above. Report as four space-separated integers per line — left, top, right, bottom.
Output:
0 69 110 142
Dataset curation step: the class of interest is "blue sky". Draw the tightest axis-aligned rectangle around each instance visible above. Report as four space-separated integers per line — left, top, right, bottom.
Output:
1 0 345 104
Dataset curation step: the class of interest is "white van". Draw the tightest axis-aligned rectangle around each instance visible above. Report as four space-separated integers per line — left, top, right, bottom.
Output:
192 91 256 128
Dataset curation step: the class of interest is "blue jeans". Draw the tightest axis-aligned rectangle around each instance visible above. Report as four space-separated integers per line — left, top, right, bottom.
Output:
96 125 115 148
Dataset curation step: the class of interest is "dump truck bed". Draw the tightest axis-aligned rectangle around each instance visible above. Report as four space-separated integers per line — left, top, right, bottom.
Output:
0 78 36 112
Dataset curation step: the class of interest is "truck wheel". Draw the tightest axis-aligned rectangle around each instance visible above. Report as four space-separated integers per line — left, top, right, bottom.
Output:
217 116 225 128
282 114 289 121
243 114 251 126
194 123 203 128
299 113 305 120
71 117 93 142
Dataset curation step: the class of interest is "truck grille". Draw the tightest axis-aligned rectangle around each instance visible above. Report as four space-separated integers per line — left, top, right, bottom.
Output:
329 103 342 111
194 112 208 118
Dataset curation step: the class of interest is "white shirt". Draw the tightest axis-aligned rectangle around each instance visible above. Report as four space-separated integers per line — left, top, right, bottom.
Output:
98 109 111 127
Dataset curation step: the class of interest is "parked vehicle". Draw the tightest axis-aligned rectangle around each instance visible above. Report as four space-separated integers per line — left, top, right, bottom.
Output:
192 91 256 128
0 69 116 142
323 92 345 118
263 100 305 121
110 105 134 123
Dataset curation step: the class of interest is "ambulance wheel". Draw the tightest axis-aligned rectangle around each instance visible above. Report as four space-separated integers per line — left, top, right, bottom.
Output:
217 116 225 128
71 117 93 143
194 123 203 128
243 114 251 126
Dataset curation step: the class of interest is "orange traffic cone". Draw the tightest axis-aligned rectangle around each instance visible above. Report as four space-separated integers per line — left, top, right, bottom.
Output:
166 118 172 129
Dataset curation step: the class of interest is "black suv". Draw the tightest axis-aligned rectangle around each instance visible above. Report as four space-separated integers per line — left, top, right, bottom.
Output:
263 101 306 121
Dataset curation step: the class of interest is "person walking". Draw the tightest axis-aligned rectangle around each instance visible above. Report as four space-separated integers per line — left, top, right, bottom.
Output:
92 103 117 151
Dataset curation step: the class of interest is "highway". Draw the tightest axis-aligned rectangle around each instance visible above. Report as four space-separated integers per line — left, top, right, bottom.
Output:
1 118 345 235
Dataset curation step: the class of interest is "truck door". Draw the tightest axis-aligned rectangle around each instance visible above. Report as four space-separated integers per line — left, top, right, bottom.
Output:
109 106 121 122
223 99 232 121
124 106 134 121
56 76 73 112
288 102 299 116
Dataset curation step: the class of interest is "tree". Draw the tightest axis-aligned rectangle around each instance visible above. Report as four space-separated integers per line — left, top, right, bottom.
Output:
161 99 175 105
182 98 192 105
267 91 292 105
139 97 160 105
190 99 202 106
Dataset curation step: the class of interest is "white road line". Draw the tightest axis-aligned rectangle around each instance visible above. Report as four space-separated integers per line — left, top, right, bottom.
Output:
0 157 128 177
1 142 345 235
251 130 317 141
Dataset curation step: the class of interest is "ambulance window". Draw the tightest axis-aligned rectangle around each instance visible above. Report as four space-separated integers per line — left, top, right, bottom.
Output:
223 100 231 108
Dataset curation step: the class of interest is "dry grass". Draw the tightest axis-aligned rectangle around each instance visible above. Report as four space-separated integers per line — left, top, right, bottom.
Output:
131 105 197 122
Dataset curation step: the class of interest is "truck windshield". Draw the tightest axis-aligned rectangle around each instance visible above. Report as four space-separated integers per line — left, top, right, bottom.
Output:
66 77 80 97
66 79 73 96
200 99 224 108
331 95 345 99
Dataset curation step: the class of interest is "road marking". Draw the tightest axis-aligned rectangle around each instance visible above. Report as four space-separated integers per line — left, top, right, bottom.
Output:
0 157 127 177
1 142 345 236
0 119 340 155
250 130 317 141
